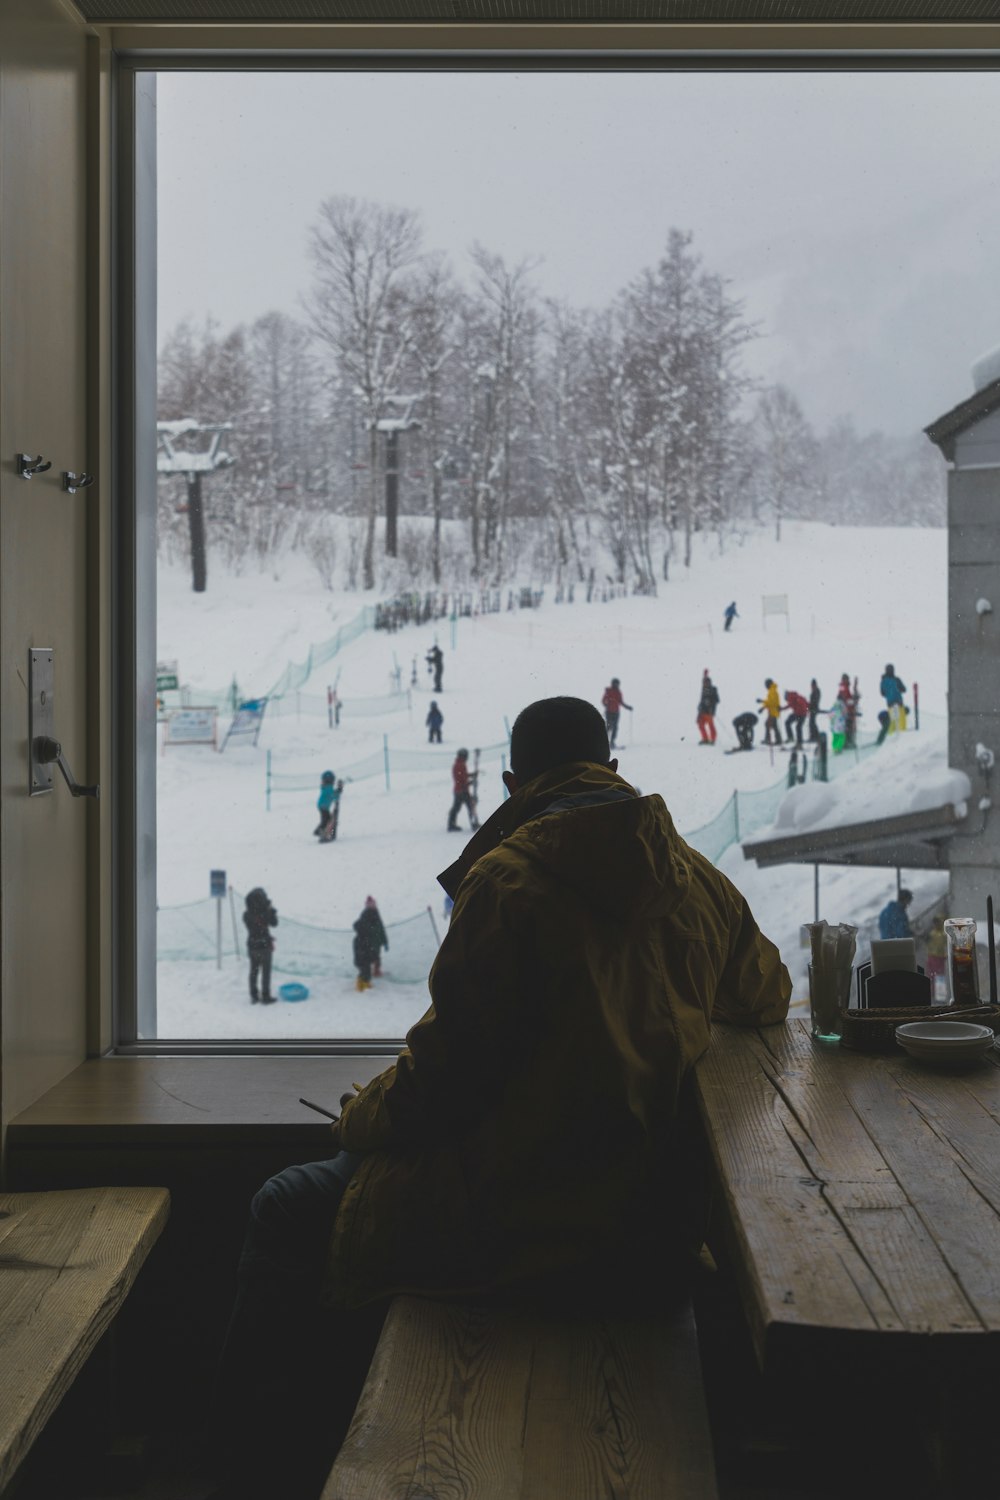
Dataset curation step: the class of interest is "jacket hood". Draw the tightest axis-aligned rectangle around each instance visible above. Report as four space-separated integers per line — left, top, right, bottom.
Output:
438 761 693 915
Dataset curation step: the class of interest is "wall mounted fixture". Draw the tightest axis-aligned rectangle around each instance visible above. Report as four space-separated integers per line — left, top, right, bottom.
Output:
62 470 95 494
28 648 99 799
17 453 52 479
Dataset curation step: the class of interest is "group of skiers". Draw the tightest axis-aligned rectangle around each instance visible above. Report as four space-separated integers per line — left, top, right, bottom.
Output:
241 886 388 1000
695 665 911 754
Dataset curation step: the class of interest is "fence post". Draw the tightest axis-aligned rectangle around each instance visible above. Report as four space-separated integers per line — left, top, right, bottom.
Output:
914 681 919 730
266 749 272 811
733 790 740 843
228 884 241 958
426 904 441 947
384 734 391 791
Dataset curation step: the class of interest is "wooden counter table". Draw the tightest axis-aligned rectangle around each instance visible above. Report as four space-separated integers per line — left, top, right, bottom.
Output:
693 1017 1000 1372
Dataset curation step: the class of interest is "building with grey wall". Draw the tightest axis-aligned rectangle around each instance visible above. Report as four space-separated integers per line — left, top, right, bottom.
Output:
926 359 1000 921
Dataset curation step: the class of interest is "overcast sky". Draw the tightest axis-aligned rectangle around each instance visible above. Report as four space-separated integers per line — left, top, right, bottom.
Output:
157 68 1000 437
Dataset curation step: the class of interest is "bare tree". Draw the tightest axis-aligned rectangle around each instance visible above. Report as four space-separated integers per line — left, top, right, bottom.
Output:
407 253 459 585
757 384 817 541
305 196 423 589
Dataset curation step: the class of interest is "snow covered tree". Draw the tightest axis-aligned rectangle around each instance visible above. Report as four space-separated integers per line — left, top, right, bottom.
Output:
756 384 818 541
305 195 423 589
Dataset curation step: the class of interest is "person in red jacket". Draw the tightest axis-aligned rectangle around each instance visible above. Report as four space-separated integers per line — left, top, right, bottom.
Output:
601 677 632 750
447 748 479 832
783 689 809 748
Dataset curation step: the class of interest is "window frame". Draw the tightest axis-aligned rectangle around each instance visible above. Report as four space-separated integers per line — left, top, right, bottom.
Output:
111 29 999 1056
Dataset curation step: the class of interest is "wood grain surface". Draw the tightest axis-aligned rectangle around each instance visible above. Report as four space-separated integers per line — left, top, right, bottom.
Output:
694 1018 1000 1366
0 1186 170 1495
324 1294 717 1500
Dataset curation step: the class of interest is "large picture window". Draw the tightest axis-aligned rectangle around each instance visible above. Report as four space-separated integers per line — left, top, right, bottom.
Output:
119 59 997 1048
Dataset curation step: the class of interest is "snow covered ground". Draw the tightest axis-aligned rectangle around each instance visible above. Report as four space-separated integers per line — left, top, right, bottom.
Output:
156 519 949 1040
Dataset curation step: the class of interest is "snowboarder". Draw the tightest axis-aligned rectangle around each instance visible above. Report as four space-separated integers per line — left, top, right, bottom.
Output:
757 679 781 746
317 777 345 842
837 674 859 748
314 770 337 839
601 677 632 750
353 896 389 991
243 887 277 1005
447 748 479 832
426 700 443 744
697 670 720 745
880 664 907 733
808 679 822 742
426 643 444 693
732 712 757 751
878 888 913 941
783 688 809 749
724 601 739 632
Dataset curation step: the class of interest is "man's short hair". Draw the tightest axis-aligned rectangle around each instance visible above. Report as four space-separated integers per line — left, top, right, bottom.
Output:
899 888 913 904
509 697 611 782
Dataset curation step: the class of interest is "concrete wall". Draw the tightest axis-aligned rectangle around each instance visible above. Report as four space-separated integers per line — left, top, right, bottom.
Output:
948 464 1000 919
0 0 91 1133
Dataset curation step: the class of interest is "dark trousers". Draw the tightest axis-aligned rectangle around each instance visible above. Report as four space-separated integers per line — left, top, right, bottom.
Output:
212 1152 386 1499
433 671 443 691
785 713 805 747
428 726 442 743
762 713 780 746
808 710 820 742
448 789 477 829
605 710 620 747
248 947 272 1001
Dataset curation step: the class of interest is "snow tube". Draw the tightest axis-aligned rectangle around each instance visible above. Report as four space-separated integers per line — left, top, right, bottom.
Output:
279 982 310 1002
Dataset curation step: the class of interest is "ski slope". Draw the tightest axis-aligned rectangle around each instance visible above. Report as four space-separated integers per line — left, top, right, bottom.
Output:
156 519 949 1039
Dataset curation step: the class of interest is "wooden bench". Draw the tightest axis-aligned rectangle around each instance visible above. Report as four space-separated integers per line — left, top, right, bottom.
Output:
323 1292 718 1499
0 1185 170 1497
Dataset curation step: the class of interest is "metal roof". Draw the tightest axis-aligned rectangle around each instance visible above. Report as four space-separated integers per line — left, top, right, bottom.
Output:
72 1 1000 23
741 802 963 870
924 377 1000 463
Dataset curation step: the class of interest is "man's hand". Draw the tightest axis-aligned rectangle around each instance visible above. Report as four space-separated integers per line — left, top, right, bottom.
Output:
330 1091 356 1153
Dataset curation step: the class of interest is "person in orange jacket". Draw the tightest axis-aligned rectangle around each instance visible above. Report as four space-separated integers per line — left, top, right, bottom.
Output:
601 677 632 749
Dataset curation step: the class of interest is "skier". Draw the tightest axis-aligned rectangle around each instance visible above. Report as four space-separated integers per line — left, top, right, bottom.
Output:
808 679 822 743
314 770 337 839
878 888 913 941
243 888 277 1006
837 674 859 748
426 643 444 693
426 700 443 744
447 748 479 832
353 896 389 991
880 664 907 733
601 677 632 750
829 696 847 754
757 678 781 747
731 711 757 751
783 688 809 749
697 670 720 745
724 601 739 632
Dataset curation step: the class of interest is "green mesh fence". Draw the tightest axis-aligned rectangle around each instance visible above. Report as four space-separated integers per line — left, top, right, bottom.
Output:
267 739 509 802
683 794 739 864
158 896 438 984
265 606 377 702
267 690 410 720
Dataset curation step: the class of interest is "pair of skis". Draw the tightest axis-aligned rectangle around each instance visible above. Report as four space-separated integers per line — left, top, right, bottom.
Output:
468 749 481 830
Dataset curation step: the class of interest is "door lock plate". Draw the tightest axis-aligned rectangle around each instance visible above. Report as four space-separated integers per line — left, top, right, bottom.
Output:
29 648 54 795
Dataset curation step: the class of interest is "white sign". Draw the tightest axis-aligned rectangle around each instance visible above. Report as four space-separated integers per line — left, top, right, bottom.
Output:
165 706 218 747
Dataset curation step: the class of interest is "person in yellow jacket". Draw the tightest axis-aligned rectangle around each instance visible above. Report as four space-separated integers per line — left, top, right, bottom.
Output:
757 676 781 746
211 696 790 1499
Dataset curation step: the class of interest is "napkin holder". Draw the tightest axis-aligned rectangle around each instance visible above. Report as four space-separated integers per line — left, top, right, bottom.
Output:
854 960 932 1010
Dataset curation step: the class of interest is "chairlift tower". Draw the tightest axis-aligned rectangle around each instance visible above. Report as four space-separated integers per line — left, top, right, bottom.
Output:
374 395 421 558
157 420 234 593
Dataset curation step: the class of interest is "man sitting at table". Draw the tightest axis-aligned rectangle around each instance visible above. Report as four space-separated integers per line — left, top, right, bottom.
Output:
211 695 790 1500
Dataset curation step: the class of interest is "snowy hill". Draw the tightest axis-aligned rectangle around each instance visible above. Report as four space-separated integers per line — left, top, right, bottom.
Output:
156 519 948 1039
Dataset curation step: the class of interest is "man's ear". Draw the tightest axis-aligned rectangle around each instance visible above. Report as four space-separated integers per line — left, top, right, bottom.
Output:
609 759 619 775
502 770 518 795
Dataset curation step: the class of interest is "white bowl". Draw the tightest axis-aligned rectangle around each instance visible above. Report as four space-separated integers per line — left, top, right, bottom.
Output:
895 1021 996 1064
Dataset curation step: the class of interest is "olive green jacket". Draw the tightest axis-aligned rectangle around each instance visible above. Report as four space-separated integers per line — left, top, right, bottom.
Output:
326 762 790 1308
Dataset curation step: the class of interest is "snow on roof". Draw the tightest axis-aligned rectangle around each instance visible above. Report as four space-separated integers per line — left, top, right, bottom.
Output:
752 728 970 845
157 449 232 473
